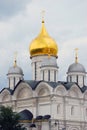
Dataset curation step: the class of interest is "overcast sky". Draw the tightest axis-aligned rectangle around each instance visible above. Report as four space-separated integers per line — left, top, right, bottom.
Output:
0 0 87 89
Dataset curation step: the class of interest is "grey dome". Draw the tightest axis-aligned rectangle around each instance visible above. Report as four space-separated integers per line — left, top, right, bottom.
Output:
67 63 86 73
8 66 23 75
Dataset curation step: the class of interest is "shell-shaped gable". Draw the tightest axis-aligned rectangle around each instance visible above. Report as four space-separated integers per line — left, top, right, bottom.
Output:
13 81 33 100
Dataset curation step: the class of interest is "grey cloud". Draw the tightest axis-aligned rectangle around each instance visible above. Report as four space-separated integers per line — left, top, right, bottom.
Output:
0 0 30 20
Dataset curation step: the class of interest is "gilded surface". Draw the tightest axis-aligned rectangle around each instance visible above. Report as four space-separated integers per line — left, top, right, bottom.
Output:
29 21 58 57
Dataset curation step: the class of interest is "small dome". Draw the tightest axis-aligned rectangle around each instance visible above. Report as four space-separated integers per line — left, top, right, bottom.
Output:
7 59 23 75
67 63 86 73
29 21 58 57
8 66 23 75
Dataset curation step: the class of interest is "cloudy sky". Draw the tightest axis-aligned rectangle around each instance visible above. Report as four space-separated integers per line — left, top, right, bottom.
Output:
0 0 87 89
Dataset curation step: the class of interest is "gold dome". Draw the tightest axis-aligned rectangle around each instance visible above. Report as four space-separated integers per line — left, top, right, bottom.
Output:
29 20 58 57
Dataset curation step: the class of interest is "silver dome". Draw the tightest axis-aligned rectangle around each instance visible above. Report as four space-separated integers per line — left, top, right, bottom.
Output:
67 63 86 73
8 66 23 75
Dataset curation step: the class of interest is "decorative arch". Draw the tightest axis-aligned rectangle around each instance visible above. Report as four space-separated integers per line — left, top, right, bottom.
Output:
2 94 10 102
55 85 67 96
17 87 32 99
83 91 87 99
0 89 11 102
35 82 51 96
68 126 79 130
13 82 33 99
68 84 81 98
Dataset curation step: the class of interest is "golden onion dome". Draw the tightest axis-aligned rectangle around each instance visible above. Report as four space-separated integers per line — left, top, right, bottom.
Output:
29 20 58 57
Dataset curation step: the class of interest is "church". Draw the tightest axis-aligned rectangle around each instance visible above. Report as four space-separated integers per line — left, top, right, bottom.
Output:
0 17 87 130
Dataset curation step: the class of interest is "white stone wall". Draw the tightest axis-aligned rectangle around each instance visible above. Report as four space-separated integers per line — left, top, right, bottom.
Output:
31 55 58 81
0 82 87 130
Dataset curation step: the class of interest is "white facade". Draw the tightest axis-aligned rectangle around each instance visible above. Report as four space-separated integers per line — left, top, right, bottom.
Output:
0 20 87 130
0 81 87 130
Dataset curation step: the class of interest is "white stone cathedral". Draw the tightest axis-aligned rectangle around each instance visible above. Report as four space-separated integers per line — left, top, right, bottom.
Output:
0 18 87 130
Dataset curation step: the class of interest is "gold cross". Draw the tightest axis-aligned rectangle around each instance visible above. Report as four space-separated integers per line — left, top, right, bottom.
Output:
41 10 45 22
14 51 17 60
75 48 78 63
14 51 18 67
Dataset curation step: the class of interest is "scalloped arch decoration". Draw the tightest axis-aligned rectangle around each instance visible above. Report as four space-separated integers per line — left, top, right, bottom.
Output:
56 85 67 96
68 126 79 130
38 87 50 96
84 91 87 99
17 87 32 99
2 94 10 102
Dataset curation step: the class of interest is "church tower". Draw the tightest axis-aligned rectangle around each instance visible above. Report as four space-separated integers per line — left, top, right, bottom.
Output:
67 48 86 87
29 15 58 82
7 56 24 90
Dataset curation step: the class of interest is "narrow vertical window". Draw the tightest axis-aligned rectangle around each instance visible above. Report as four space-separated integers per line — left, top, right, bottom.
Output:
57 104 60 114
83 76 84 85
35 62 36 80
9 78 10 88
14 77 15 86
48 70 50 81
86 108 87 116
70 76 72 82
67 76 68 82
77 75 78 83
71 106 74 115
43 70 44 80
54 71 56 82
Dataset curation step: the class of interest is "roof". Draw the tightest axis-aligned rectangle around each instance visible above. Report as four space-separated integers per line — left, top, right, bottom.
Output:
19 80 87 93
0 88 13 94
67 63 86 73
7 66 23 75
1 80 87 94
